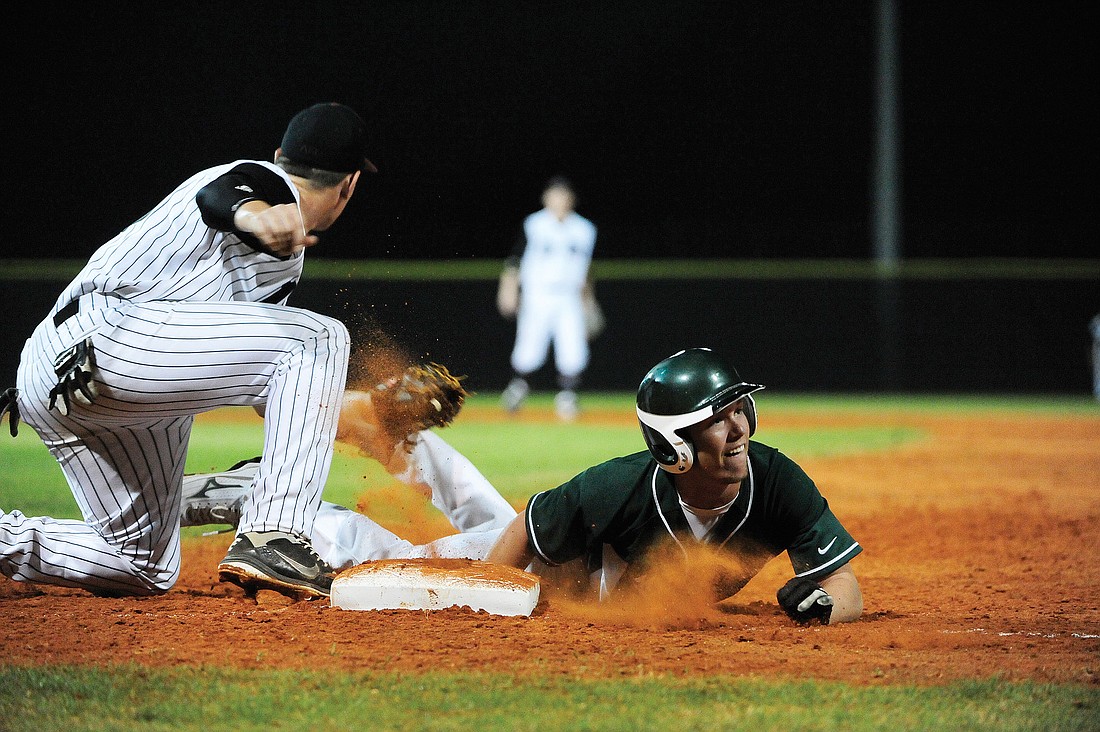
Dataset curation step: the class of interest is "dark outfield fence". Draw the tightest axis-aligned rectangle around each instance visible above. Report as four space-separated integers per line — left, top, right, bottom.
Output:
1 259 1097 395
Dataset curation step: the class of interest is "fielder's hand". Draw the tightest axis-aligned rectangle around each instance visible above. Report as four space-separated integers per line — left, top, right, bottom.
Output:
234 202 318 256
777 577 834 625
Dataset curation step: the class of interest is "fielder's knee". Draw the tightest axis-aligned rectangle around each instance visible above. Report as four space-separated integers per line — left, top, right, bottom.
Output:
120 556 180 596
312 315 351 359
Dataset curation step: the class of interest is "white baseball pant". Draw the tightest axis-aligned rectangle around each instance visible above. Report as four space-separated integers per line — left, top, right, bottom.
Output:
312 430 517 569
510 290 588 378
1 298 348 595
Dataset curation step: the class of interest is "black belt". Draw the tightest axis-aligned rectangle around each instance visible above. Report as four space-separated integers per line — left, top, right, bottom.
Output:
53 300 80 327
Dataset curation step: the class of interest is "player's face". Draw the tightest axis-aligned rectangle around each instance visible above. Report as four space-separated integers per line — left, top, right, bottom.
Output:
685 399 751 485
543 187 575 220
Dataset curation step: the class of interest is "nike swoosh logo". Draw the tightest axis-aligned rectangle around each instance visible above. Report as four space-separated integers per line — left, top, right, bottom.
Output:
195 477 251 498
271 547 320 579
817 537 838 555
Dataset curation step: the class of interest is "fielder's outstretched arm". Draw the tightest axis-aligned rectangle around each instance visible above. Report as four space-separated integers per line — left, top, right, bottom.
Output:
486 512 534 569
818 563 864 624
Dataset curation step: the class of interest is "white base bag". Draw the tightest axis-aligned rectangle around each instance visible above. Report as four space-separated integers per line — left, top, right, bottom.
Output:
330 558 540 617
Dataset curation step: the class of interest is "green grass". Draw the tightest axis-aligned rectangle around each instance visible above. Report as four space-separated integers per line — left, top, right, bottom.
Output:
0 392 941 520
2 390 1097 521
3 256 1098 281
0 666 1096 732
2 393 1099 730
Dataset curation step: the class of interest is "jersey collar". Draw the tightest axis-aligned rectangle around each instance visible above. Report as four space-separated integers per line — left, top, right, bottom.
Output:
650 456 755 556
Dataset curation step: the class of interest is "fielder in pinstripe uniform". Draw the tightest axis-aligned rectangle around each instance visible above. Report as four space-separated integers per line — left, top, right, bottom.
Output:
0 102 374 599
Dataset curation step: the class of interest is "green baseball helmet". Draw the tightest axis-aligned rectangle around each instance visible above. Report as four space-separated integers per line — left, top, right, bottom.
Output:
636 348 764 473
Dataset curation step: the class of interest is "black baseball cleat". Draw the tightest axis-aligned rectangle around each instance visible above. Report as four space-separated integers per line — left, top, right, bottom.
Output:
218 530 335 600
180 457 259 529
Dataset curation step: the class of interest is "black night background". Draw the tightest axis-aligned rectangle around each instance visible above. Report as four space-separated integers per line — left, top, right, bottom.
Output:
6 2 1093 262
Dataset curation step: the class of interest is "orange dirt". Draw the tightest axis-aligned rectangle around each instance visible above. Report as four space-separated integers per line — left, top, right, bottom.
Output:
2 407 1098 686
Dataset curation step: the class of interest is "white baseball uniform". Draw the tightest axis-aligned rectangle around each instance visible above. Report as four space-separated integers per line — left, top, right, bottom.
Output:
310 430 517 569
509 208 597 379
1 160 349 596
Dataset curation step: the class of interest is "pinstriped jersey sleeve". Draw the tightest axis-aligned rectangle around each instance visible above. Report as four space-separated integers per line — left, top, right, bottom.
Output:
53 160 304 310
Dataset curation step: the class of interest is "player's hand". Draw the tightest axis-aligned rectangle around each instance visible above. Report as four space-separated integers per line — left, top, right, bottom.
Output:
336 390 392 463
496 267 519 318
235 203 318 256
777 577 834 625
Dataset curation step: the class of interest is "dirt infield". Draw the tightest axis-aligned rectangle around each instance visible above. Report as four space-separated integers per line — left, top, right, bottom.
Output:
2 407 1098 686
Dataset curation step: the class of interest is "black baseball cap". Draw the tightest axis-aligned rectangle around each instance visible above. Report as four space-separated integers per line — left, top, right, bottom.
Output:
280 103 378 174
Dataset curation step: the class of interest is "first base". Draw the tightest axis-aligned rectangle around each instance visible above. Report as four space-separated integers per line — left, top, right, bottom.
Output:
330 558 540 617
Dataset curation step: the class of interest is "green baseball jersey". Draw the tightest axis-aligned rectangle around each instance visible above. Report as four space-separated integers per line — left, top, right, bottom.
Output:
525 442 861 595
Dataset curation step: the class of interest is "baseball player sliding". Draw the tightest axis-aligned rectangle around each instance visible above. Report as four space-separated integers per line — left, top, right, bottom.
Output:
488 348 864 624
181 348 864 624
0 103 375 600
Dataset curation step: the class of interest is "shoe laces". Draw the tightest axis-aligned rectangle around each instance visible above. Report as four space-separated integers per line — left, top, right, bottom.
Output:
182 501 241 531
284 533 335 574
242 530 335 575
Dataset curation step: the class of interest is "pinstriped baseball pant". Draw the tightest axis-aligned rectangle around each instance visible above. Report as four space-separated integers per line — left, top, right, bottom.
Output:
0 299 348 596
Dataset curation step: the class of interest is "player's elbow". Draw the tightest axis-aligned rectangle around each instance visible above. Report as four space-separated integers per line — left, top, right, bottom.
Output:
486 513 532 568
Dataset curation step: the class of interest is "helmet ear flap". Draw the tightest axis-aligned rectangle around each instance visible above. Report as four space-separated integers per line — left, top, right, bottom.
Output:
745 394 759 436
639 422 694 473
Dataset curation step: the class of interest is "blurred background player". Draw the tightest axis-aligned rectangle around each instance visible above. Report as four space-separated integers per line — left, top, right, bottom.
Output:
497 176 598 421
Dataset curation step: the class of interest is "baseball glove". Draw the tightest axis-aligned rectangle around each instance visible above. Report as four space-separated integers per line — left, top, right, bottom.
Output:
371 362 469 442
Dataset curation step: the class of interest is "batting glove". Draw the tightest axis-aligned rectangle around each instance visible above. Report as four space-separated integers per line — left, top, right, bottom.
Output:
48 339 98 416
0 387 19 437
777 577 834 625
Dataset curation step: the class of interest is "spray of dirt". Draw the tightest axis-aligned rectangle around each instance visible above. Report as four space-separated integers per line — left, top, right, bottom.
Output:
354 483 455 545
541 539 774 630
335 313 434 462
344 319 417 391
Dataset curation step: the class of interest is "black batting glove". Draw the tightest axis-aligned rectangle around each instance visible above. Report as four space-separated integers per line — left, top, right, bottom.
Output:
48 339 98 416
777 577 834 625
0 387 19 437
